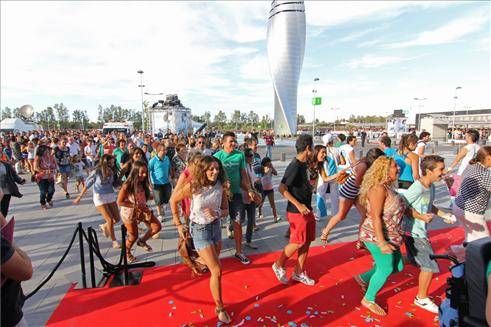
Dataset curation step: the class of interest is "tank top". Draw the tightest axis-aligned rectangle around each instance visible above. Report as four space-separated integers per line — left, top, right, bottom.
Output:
393 151 413 182
359 186 405 245
189 182 223 225
457 143 480 175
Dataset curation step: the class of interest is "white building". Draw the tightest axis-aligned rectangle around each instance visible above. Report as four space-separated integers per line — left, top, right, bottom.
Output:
267 0 306 135
148 94 193 136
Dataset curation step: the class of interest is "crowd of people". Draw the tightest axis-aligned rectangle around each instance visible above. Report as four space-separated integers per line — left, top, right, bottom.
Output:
1 126 490 325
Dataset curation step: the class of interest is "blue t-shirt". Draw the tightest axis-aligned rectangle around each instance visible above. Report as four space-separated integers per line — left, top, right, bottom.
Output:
148 155 170 185
393 152 414 182
402 180 435 238
384 147 396 157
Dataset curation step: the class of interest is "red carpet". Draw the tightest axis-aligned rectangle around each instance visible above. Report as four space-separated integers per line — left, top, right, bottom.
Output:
47 227 469 327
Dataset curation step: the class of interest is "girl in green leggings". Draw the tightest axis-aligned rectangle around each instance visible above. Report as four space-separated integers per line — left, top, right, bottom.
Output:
355 156 406 316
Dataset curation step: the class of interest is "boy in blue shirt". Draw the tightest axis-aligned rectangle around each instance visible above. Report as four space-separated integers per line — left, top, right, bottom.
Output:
402 155 456 314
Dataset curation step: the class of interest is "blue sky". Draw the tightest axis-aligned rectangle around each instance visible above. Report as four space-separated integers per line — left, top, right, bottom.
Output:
1 1 490 123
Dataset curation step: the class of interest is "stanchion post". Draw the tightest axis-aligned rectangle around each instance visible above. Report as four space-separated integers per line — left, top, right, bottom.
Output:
78 222 87 289
88 227 96 288
121 225 129 285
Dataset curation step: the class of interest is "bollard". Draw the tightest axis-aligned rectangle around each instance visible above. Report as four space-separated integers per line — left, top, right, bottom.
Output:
281 152 286 161
78 222 87 289
88 227 96 288
121 225 129 286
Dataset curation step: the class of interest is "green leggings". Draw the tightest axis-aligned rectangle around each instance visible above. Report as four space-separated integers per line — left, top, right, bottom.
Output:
359 241 404 302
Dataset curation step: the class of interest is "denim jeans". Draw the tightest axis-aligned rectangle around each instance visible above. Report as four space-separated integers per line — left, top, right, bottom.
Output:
228 193 244 232
242 202 256 243
265 145 273 158
38 179 55 205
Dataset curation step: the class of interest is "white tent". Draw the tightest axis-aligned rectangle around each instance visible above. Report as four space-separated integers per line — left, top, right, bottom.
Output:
0 118 42 133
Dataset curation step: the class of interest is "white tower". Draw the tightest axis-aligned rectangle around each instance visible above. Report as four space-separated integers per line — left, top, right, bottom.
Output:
267 0 306 135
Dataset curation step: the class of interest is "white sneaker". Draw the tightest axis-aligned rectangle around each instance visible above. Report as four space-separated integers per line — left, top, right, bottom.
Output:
291 271 315 286
414 297 439 314
158 215 164 222
272 263 289 284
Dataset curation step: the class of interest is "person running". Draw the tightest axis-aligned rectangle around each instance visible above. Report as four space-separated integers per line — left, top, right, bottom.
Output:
338 135 357 168
73 154 121 249
258 157 279 223
33 144 57 210
148 144 173 222
54 138 72 199
118 160 162 263
322 134 342 218
72 155 86 193
272 134 316 286
447 129 481 196
355 156 406 316
393 133 420 190
214 131 254 265
414 132 431 159
402 155 456 314
170 156 232 324
320 148 385 243
452 146 491 242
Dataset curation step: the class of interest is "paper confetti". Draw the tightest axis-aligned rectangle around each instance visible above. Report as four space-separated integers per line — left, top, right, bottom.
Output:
245 316 251 321
287 310 293 315
168 300 174 305
405 312 415 318
254 303 260 308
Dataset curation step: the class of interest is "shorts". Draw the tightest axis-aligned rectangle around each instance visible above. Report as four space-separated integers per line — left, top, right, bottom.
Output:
76 175 85 183
229 193 245 225
339 177 359 200
153 183 172 206
59 165 71 175
190 218 222 251
263 189 274 197
404 236 440 273
93 192 117 206
287 211 316 245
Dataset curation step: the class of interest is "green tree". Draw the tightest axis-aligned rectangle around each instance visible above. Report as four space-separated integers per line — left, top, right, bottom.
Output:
248 110 259 126
203 111 211 125
1 107 12 119
214 110 227 127
54 103 70 128
13 107 22 119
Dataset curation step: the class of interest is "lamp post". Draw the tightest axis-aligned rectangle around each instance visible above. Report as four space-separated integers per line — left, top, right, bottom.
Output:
413 97 427 132
452 86 462 134
137 70 145 131
312 77 320 138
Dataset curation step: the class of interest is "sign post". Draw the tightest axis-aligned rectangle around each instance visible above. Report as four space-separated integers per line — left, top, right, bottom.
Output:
312 96 321 137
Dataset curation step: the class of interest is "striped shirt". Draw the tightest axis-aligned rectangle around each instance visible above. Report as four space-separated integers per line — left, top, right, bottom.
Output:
455 163 491 215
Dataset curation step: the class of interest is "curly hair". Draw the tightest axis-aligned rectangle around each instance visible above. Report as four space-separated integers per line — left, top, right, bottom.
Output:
358 156 395 207
191 156 230 198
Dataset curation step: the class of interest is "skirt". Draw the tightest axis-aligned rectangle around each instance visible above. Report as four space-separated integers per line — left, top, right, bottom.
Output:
93 192 117 206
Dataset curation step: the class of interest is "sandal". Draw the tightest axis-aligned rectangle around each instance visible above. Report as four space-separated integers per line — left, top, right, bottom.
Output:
126 251 137 263
354 275 368 293
137 239 153 252
99 224 109 239
320 229 329 243
215 307 231 324
361 298 387 316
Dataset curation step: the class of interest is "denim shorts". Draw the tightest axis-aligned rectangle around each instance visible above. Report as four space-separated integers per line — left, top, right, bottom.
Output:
404 236 440 273
190 218 222 251
59 165 71 175
229 193 245 225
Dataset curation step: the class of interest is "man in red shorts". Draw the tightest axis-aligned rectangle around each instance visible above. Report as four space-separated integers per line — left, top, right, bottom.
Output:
272 134 316 286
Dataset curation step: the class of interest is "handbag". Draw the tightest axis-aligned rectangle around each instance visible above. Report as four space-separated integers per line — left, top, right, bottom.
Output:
177 230 208 277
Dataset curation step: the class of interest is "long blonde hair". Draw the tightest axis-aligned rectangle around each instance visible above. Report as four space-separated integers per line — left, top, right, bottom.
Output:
359 156 394 207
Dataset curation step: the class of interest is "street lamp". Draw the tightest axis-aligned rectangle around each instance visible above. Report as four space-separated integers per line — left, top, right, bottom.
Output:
413 97 427 131
137 70 145 131
312 77 320 138
452 86 462 134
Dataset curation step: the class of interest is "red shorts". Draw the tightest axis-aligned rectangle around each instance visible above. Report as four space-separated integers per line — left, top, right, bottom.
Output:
287 211 316 245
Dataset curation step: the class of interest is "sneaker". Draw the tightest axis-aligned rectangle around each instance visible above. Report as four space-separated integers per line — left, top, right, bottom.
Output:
291 271 315 286
158 215 164 223
258 214 264 220
245 242 258 250
48 201 54 207
414 297 439 314
65 193 70 199
272 263 289 284
274 216 281 223
253 225 260 232
235 252 251 265
227 229 234 239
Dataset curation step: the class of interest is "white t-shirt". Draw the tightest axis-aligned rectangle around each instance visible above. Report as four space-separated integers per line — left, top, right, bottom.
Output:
457 143 480 175
84 144 96 157
338 144 354 167
69 142 80 157
414 141 426 156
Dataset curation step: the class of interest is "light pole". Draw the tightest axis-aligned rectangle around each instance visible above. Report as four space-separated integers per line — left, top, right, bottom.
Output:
137 70 145 131
312 77 319 137
413 97 427 131
452 86 462 134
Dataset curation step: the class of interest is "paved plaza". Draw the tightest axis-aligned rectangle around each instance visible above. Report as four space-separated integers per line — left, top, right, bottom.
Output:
9 141 481 325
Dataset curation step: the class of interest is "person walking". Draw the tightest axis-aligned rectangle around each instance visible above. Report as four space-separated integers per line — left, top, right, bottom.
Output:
148 144 173 222
33 144 57 210
54 138 72 199
0 160 25 217
355 156 406 316
170 156 231 324
73 154 121 249
214 132 254 265
118 160 161 263
272 134 316 286
452 146 491 242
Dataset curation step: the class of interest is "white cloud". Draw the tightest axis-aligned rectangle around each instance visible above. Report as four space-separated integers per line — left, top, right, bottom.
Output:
240 54 270 81
386 9 489 48
332 24 389 44
357 39 383 48
346 54 420 69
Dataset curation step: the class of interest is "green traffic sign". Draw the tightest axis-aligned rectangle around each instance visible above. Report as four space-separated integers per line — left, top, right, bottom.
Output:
312 97 322 105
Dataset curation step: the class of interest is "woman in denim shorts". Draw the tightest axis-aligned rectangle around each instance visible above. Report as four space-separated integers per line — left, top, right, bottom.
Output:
170 156 231 324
